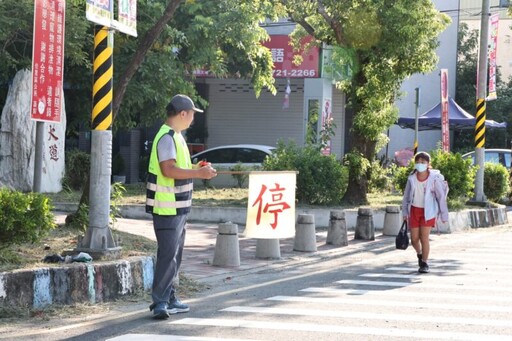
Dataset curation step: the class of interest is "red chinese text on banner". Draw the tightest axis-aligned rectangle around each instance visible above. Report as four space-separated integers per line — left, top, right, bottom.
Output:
440 69 449 152
245 171 296 239
263 35 319 78
31 0 66 123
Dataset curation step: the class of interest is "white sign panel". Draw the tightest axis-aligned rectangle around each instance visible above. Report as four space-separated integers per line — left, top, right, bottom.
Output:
113 0 137 37
86 0 112 27
245 171 296 239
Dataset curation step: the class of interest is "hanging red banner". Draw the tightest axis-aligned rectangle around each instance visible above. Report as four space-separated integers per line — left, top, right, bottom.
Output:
440 69 449 152
31 0 66 123
487 13 499 101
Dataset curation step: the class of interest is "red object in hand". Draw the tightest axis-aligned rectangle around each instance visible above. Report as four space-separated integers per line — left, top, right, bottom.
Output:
198 160 210 167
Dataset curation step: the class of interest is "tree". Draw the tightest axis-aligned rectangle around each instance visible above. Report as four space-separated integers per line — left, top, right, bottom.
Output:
279 0 450 204
112 0 281 129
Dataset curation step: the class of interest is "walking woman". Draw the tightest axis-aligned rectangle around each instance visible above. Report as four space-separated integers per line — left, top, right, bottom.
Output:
402 152 449 273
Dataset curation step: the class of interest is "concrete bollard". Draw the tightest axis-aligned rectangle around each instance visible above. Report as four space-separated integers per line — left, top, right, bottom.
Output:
212 222 240 267
382 205 401 236
294 214 317 252
256 239 281 259
354 207 375 240
326 210 348 246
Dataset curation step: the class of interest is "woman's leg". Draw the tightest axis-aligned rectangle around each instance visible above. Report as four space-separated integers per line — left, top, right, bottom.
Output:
410 227 421 255
419 226 432 261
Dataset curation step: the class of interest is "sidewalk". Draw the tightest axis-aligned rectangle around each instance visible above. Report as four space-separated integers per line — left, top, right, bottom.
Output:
53 204 512 284
54 213 394 284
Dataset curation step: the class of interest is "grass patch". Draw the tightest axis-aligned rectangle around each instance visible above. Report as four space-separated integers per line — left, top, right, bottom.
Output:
48 183 405 209
0 223 157 272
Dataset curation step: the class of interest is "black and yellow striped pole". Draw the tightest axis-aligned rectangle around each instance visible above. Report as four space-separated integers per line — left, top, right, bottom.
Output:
92 25 113 130
78 25 119 257
472 0 490 203
475 99 486 149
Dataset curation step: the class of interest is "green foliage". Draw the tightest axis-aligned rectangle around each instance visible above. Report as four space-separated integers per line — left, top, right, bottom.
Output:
230 163 250 188
343 152 371 183
430 150 476 202
368 160 393 193
392 162 414 194
110 182 126 227
0 189 56 248
63 150 90 191
393 150 476 208
483 163 509 202
65 203 89 232
263 141 348 205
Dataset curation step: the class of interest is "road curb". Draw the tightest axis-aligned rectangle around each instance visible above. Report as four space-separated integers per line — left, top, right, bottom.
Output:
0 256 154 309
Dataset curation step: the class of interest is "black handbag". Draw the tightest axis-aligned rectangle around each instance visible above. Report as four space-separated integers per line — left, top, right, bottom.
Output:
395 220 409 250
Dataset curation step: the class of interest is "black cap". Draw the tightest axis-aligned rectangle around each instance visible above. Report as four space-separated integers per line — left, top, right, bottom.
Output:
167 94 204 113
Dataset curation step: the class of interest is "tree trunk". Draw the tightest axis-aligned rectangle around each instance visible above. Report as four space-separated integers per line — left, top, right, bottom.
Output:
341 130 377 206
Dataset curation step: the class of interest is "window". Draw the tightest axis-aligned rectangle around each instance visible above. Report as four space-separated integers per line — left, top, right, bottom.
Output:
196 148 237 163
237 148 269 163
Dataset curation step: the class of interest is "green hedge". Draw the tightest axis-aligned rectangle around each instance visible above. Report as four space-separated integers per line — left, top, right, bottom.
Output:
484 163 509 202
0 189 56 247
263 141 347 205
393 150 476 207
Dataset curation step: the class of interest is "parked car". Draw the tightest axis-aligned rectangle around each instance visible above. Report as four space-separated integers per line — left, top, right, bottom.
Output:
462 149 512 169
191 144 275 168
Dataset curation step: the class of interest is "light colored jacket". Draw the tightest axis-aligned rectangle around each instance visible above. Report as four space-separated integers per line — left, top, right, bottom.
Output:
401 169 449 222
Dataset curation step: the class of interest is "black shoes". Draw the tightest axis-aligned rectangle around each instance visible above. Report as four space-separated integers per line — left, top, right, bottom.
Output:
417 254 422 267
419 260 430 273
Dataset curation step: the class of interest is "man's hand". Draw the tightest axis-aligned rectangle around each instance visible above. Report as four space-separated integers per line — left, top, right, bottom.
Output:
197 164 217 179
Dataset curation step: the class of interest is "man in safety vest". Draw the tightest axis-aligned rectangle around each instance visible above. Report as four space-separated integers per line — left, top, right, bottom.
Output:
146 94 217 319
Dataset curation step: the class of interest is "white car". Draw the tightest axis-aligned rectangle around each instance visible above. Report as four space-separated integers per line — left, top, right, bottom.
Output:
462 149 511 169
191 144 275 168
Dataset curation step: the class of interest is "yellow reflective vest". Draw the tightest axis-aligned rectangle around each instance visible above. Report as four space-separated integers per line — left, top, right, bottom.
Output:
145 124 193 216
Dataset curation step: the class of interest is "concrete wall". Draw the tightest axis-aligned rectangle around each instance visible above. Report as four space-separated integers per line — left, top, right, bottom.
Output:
0 256 153 309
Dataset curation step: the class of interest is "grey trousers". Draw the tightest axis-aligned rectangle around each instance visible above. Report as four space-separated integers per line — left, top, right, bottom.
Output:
151 214 187 304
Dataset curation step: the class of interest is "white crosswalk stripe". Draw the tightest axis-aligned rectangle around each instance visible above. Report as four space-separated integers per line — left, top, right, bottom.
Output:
221 306 512 327
300 287 512 302
107 335 257 341
170 318 510 341
336 279 512 291
265 295 512 312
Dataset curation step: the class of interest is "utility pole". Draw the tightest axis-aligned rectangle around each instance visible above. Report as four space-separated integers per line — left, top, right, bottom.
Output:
70 0 139 259
413 87 420 155
473 0 490 204
74 25 120 259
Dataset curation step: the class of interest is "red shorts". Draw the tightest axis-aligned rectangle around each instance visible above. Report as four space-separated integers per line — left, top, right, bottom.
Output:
409 206 436 228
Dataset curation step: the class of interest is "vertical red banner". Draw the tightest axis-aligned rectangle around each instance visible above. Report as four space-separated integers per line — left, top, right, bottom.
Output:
440 69 449 152
487 14 499 101
321 98 332 155
31 0 66 123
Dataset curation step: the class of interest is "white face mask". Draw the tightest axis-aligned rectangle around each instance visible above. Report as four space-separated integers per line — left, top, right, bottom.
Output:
415 163 428 172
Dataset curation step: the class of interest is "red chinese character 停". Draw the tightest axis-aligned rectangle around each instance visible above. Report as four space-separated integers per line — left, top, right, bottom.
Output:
251 183 291 229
